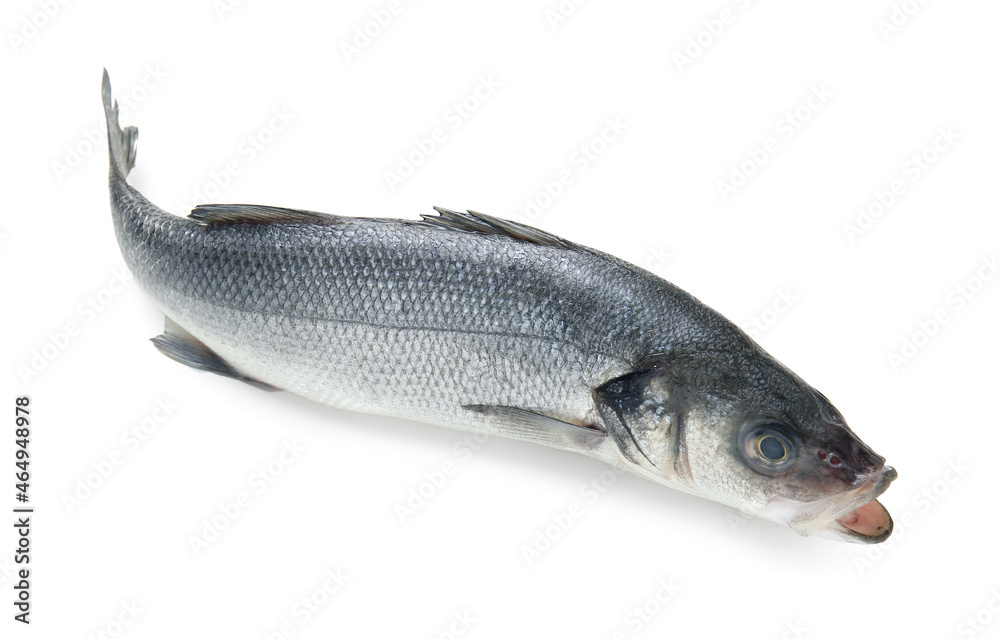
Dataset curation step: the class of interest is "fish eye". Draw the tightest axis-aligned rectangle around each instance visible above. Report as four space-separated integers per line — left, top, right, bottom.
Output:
758 435 786 461
740 423 796 473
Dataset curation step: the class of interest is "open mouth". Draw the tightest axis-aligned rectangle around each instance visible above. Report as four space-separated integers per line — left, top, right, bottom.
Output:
834 496 893 541
817 466 898 543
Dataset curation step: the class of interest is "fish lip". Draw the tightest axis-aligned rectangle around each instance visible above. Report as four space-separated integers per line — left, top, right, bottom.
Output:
827 465 897 522
789 465 898 543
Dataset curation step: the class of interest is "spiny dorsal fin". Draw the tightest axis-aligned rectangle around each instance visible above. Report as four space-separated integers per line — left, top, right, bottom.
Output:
151 317 279 391
189 204 341 226
420 207 578 250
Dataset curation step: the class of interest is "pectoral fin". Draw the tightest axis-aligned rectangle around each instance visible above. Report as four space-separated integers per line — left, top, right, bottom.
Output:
151 317 279 392
462 404 606 453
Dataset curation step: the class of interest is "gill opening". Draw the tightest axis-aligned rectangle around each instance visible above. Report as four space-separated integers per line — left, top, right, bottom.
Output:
672 412 696 489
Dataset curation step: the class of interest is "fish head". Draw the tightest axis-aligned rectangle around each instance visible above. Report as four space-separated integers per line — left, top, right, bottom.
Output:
594 347 896 543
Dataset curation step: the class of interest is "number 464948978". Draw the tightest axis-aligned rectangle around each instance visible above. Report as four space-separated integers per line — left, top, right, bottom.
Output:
15 396 30 500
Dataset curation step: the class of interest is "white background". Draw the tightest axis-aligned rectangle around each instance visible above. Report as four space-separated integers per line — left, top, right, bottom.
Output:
2 0 999 637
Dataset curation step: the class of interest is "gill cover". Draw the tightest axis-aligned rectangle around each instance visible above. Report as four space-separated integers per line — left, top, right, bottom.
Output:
593 366 690 482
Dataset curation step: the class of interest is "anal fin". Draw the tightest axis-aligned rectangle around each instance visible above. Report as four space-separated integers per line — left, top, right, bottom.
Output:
151 318 279 392
463 404 606 452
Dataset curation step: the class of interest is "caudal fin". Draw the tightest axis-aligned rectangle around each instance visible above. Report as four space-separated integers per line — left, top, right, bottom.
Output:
101 69 138 179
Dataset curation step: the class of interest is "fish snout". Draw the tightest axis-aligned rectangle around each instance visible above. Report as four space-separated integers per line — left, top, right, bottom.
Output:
851 442 886 479
817 435 887 486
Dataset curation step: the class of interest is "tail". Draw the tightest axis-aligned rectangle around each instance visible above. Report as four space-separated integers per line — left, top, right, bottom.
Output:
101 69 139 180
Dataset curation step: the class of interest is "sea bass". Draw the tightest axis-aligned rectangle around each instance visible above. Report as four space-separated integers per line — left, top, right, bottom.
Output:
102 70 896 543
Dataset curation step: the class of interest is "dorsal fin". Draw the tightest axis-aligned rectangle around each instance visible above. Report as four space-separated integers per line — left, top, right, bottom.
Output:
419 207 578 250
189 204 341 226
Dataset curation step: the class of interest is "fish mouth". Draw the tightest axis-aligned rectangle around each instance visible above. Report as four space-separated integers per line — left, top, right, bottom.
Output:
800 466 898 544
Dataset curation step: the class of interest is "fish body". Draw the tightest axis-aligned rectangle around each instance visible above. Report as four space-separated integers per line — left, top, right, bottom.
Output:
103 71 896 542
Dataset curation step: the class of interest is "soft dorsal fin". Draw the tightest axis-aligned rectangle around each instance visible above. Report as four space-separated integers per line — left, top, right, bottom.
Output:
420 207 578 250
189 204 341 226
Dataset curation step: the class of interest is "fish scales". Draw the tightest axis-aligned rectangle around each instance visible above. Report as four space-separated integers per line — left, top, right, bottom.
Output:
115 179 709 432
102 70 897 543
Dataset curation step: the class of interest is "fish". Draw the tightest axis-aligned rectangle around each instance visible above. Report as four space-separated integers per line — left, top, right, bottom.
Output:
102 69 896 543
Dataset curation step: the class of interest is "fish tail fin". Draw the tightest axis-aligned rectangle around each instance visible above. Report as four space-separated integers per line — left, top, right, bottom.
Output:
101 68 138 180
